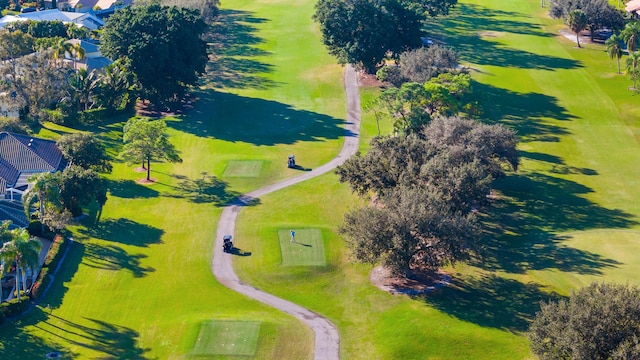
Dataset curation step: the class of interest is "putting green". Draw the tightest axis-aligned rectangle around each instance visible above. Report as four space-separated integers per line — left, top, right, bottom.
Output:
190 321 261 356
223 160 264 177
278 229 326 266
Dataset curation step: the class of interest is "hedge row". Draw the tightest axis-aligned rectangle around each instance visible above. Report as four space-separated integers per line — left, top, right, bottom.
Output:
30 234 66 300
0 296 30 322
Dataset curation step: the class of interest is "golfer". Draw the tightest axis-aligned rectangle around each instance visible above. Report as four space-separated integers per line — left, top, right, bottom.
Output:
290 230 295 242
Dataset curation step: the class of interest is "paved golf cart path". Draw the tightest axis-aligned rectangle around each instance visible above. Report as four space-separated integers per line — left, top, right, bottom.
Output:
212 65 360 360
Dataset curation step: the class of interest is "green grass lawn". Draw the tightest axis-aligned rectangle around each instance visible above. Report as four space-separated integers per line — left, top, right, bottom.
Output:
3 0 640 358
278 229 326 266
0 0 340 357
234 0 640 359
191 321 261 356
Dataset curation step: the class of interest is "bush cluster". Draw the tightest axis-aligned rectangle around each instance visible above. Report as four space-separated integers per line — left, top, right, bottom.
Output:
29 235 66 300
0 296 30 323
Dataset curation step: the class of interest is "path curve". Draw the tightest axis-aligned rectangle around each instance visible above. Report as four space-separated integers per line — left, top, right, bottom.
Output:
212 65 360 360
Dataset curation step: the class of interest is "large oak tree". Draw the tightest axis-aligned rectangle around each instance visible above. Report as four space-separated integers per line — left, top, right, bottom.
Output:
337 116 518 276
100 4 208 108
313 0 447 72
528 283 640 360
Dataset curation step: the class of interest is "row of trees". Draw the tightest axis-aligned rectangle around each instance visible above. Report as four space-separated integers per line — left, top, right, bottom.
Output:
313 0 457 72
0 2 213 130
550 0 625 42
336 116 518 276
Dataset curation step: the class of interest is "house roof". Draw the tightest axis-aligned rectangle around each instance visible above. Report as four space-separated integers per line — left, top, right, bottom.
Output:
626 0 640 13
68 0 132 11
0 132 65 186
0 9 104 30
67 39 99 54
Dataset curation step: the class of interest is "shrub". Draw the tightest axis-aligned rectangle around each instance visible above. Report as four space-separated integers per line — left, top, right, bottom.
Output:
0 296 30 323
0 116 29 134
376 65 404 87
40 109 65 125
78 108 109 124
29 235 65 301
27 220 43 237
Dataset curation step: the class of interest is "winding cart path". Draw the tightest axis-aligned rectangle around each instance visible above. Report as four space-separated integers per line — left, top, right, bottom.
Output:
212 65 360 360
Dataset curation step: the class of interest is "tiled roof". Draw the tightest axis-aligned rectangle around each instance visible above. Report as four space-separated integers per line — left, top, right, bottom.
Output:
627 0 640 12
0 132 64 186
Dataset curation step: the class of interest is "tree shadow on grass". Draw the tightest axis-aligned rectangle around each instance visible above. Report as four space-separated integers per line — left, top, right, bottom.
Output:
0 309 79 359
477 83 574 143
107 179 160 199
78 218 163 247
34 315 155 359
170 91 344 146
475 172 632 274
83 243 155 278
423 3 582 70
164 173 251 206
422 275 563 332
519 150 598 175
204 9 277 90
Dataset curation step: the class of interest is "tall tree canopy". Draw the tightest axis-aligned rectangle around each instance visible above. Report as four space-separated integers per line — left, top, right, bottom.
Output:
567 9 588 48
57 133 113 173
313 0 451 72
399 45 459 83
528 283 640 360
336 116 518 275
100 4 208 108
120 118 182 181
371 73 481 134
58 165 107 216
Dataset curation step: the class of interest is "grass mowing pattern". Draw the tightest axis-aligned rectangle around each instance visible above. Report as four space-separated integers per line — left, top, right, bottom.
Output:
223 160 264 177
278 229 326 266
191 321 261 356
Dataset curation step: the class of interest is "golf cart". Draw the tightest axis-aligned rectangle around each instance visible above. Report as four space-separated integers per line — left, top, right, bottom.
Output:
223 235 233 253
287 155 295 168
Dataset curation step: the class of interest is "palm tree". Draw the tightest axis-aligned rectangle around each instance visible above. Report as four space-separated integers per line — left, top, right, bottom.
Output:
68 68 100 111
24 172 59 222
621 21 640 54
51 39 86 69
2 229 41 301
567 10 588 48
606 34 623 74
626 51 640 89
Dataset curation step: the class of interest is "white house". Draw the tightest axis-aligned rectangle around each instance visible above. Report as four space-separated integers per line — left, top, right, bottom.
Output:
0 9 104 30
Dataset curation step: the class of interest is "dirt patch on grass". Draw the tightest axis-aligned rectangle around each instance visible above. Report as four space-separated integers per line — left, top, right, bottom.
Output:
370 266 451 295
136 178 157 185
135 95 196 118
479 30 505 38
358 71 385 88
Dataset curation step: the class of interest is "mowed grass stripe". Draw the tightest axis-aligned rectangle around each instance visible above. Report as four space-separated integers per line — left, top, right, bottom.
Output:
223 160 264 177
191 321 261 356
278 229 326 266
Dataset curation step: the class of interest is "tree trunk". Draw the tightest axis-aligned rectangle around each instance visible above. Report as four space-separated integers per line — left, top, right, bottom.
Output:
576 34 581 48
146 157 151 181
21 268 27 294
618 58 621 74
15 264 20 301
